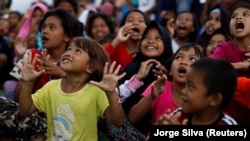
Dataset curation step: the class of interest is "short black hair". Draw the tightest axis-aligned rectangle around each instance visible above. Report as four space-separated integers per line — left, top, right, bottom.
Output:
39 8 83 38
54 0 78 14
230 0 250 17
119 9 150 27
191 58 237 108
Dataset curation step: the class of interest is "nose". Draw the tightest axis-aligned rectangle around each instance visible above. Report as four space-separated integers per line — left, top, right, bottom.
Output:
180 58 188 65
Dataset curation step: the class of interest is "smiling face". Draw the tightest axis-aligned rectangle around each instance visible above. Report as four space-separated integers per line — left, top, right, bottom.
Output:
205 12 222 35
206 33 226 56
91 17 110 41
180 68 211 114
175 12 195 38
230 7 250 38
170 48 200 84
140 27 164 58
125 11 146 40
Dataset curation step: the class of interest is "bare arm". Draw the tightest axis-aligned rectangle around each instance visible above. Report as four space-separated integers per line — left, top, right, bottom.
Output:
18 80 37 116
128 74 167 124
90 62 126 126
15 52 44 116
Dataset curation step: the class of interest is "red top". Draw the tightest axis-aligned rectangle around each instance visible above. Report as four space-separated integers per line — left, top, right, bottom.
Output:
105 42 134 72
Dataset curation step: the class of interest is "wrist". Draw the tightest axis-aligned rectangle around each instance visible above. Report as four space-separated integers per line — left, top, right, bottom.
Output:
112 38 121 47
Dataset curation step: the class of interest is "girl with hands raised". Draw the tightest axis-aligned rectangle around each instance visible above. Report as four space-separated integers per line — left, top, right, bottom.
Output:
128 43 203 135
105 9 149 71
18 37 125 141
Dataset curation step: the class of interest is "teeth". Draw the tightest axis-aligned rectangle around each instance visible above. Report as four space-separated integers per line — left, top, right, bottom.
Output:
146 46 156 50
97 32 103 37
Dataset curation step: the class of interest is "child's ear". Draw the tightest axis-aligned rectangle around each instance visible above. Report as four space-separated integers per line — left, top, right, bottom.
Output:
209 93 222 106
86 63 93 74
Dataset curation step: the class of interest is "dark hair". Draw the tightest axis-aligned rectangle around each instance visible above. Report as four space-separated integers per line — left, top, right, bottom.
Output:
174 11 199 42
71 37 109 81
85 12 115 39
119 9 150 27
230 1 250 17
39 8 83 38
9 11 22 20
190 58 237 108
167 43 204 81
203 28 232 56
54 0 78 15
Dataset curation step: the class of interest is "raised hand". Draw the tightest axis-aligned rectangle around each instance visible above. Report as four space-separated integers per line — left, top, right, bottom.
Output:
14 38 27 57
116 23 133 42
39 49 66 78
89 61 126 94
135 59 160 81
151 74 167 99
15 51 44 82
152 63 168 77
156 109 188 125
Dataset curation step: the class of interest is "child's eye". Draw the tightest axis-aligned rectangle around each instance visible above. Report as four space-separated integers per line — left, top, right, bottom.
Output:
243 12 249 17
50 26 56 30
156 36 162 40
175 56 182 60
231 14 236 19
76 49 81 53
190 57 197 62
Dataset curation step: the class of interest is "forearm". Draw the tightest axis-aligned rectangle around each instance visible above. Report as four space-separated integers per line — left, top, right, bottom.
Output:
106 92 125 126
19 81 36 116
128 94 153 124
111 38 121 48
119 75 144 103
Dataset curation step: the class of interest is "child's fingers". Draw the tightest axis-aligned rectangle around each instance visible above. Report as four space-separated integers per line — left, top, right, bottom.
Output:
117 72 126 80
109 61 116 74
103 62 109 74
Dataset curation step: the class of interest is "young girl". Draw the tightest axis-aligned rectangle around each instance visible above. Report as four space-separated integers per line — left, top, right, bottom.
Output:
204 28 232 57
156 58 238 125
0 8 84 140
210 1 250 78
54 0 79 16
16 2 48 41
197 7 231 48
85 12 115 42
128 43 204 127
101 20 173 140
169 11 199 53
17 37 125 141
104 9 149 71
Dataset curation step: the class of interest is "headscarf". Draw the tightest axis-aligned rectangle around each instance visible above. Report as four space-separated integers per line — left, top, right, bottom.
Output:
17 2 48 40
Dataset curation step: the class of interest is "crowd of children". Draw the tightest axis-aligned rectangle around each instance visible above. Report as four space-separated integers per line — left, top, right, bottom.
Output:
0 0 250 140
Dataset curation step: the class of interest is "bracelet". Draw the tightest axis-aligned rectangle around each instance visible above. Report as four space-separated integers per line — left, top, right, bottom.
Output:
109 98 121 108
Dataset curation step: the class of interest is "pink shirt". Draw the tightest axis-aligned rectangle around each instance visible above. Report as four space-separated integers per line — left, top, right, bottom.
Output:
210 41 250 77
210 41 250 62
142 81 178 124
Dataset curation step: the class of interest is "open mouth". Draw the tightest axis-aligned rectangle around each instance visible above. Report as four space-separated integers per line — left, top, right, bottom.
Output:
178 67 187 75
236 22 244 30
132 27 140 34
42 36 49 42
179 26 187 31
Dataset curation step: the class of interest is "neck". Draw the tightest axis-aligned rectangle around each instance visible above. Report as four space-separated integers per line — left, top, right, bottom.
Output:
234 37 250 50
172 80 186 106
46 47 66 62
126 39 140 56
61 73 90 93
192 110 220 125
